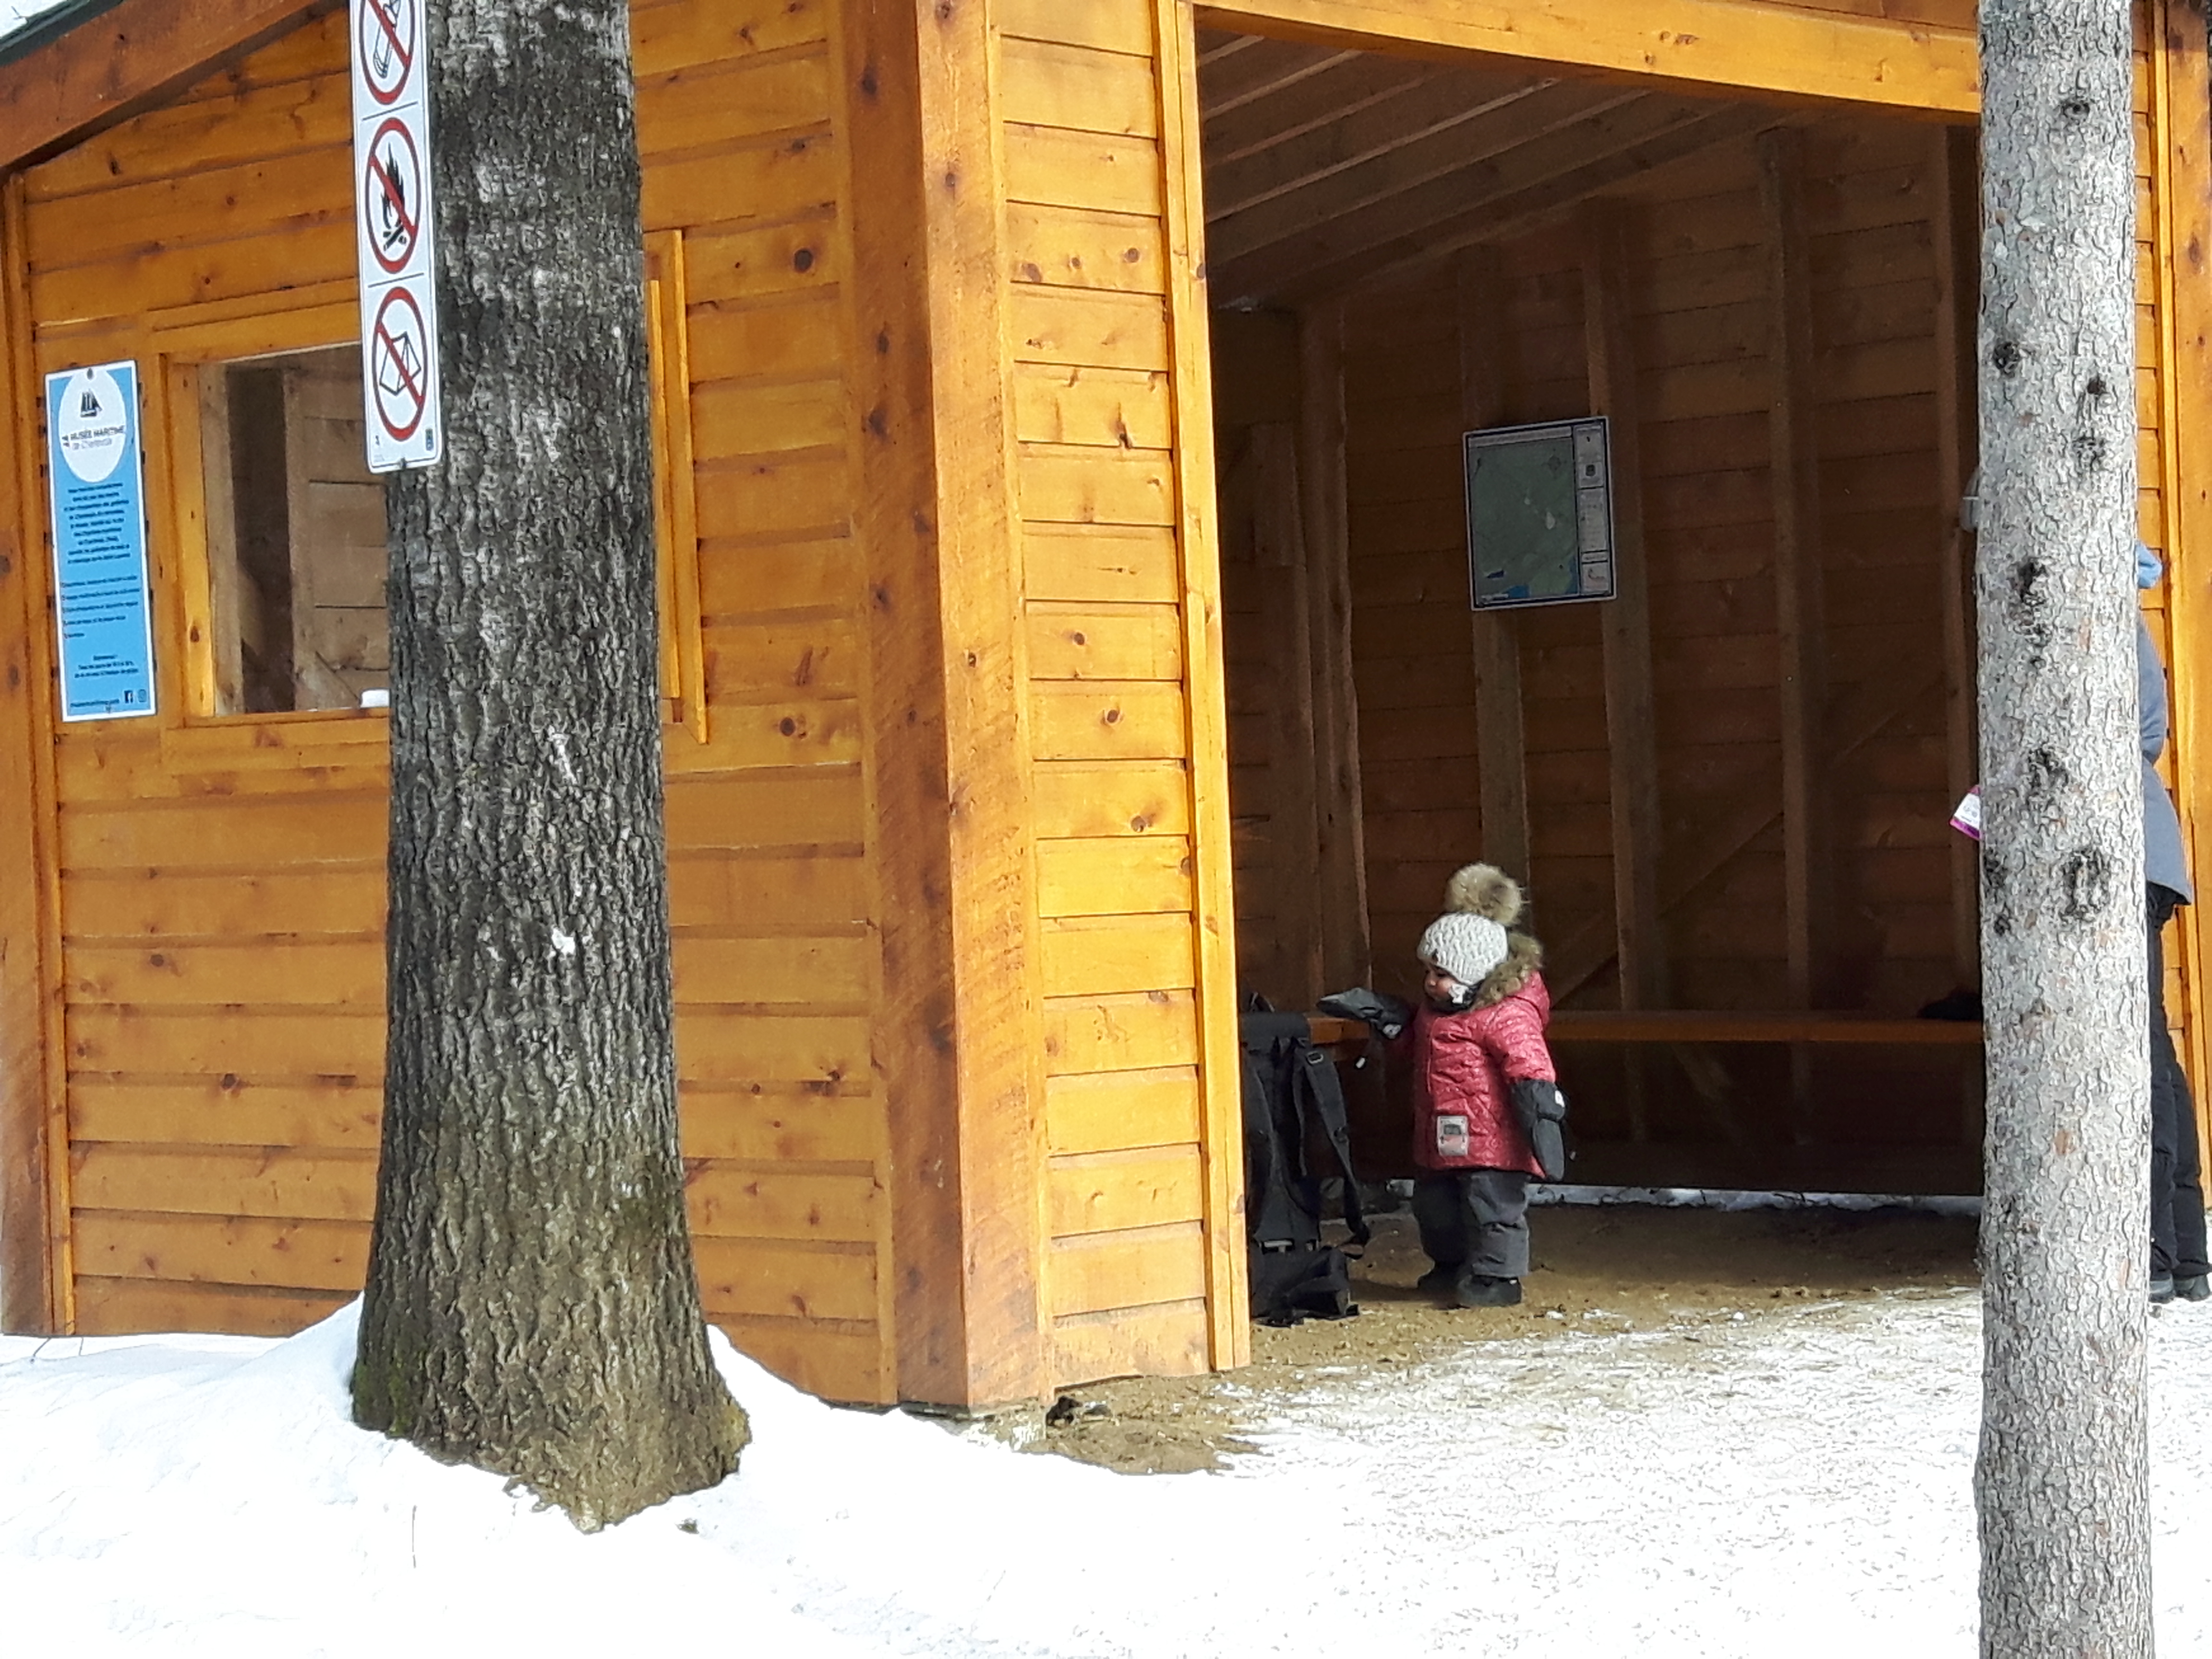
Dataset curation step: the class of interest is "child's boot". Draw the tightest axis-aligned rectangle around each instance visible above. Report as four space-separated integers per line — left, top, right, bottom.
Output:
1456 1274 1522 1309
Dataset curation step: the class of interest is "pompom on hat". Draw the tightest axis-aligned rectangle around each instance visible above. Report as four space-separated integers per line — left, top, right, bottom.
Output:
1417 864 1524 989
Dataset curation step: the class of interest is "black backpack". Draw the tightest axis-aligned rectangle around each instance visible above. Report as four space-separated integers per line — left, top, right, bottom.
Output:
1239 1000 1369 1325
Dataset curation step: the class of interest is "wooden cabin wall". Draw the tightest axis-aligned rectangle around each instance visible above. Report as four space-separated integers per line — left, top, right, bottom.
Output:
13 12 388 1343
7 0 899 1403
996 0 1245 1388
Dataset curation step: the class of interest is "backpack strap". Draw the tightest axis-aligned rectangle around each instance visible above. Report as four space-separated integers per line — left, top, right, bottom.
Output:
1292 1042 1369 1249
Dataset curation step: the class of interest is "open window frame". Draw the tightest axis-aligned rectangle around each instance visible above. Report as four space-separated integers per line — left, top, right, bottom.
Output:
147 232 708 771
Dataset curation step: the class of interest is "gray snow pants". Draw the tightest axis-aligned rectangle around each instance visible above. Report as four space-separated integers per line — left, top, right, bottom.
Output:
2150 884 2210 1280
1413 1168 1531 1281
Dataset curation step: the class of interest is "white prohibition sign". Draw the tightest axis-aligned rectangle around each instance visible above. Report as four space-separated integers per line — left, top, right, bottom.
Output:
357 0 418 108
363 117 424 275
371 286 433 443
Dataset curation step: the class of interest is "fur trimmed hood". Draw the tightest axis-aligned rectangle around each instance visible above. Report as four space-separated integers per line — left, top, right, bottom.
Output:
1467 929 1544 1010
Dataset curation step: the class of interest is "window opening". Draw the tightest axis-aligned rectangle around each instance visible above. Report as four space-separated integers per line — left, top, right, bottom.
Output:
198 345 388 714
185 245 702 733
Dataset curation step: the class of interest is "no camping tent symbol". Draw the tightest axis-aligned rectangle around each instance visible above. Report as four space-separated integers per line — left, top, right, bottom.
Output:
357 0 419 107
371 286 433 444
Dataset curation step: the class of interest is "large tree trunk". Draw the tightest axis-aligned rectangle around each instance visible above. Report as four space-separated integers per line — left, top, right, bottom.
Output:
352 0 747 1530
1974 0 2152 1650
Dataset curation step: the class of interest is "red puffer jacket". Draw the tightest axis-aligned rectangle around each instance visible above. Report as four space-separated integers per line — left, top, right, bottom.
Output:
1397 938 1556 1174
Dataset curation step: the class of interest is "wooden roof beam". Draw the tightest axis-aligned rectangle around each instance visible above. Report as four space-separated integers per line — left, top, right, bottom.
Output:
1198 36 1361 118
1201 48 1438 170
0 0 329 172
1206 61 1554 220
1206 76 1633 273
1194 0 1979 116
1213 86 1703 301
1273 102 1777 304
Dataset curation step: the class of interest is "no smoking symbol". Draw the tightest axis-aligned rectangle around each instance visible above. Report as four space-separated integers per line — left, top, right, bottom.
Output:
371 287 433 443
357 0 418 107
363 119 423 275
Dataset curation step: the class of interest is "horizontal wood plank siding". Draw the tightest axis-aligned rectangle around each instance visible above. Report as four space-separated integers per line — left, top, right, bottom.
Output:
19 0 891 1405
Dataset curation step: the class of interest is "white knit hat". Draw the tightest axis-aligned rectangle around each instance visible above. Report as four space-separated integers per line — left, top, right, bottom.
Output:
1416 864 1523 988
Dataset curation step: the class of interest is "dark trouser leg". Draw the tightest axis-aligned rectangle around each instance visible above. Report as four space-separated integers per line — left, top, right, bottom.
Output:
1412 1173 1468 1270
1460 1168 1532 1281
2150 886 2209 1278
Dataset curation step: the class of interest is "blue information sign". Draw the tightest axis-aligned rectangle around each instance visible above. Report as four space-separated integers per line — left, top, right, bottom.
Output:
45 361 156 721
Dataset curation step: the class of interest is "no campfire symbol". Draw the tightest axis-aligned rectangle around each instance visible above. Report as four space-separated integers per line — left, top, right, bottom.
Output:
349 0 442 471
362 119 423 275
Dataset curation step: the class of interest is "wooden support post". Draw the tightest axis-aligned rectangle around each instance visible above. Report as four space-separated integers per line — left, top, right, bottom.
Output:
846 0 1045 1407
1158 0 1252 1370
2155 0 2212 1189
1930 122 1983 998
1251 423 1324 1008
1298 302 1371 993
0 177 68 1333
1454 249 1534 892
1759 129 1833 1009
1759 129 1833 1145
1580 201 1666 1013
1929 121 1985 1152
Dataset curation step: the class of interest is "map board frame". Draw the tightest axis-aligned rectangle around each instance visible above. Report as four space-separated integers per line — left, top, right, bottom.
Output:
1463 416 1617 612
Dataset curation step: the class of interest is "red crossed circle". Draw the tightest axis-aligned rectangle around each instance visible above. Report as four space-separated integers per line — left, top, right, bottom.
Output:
357 0 417 108
370 286 432 442
362 118 424 275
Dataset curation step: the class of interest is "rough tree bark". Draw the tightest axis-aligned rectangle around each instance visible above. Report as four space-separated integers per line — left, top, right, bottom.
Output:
1975 0 2153 1651
352 0 747 1529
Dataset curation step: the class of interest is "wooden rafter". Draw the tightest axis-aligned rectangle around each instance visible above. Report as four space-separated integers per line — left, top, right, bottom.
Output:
1197 35 1359 119
1276 102 1778 304
1207 77 1640 287
1206 60 1550 222
1202 49 1437 173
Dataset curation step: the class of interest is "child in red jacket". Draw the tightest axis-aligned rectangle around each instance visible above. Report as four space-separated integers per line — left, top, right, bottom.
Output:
1399 864 1563 1309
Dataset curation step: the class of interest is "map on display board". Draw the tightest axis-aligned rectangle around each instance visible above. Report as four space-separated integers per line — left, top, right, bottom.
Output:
1463 418 1616 609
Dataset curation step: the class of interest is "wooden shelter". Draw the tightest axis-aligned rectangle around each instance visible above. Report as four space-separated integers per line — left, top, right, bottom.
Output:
0 0 2207 1410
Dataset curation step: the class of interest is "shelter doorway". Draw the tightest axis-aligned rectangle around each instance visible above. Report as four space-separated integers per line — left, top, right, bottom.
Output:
1196 27 1993 1194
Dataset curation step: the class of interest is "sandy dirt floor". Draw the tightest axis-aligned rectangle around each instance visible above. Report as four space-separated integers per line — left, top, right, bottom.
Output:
1029 1202 1980 1473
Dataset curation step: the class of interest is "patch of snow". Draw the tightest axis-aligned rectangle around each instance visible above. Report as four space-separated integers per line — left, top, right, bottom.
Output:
6 1293 2212 1654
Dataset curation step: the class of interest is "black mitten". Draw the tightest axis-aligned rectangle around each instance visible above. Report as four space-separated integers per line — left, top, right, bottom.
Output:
1316 987 1414 1040
1510 1078 1569 1181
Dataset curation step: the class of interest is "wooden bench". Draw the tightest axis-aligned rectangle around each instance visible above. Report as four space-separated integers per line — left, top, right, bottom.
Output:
1306 1010 1983 1049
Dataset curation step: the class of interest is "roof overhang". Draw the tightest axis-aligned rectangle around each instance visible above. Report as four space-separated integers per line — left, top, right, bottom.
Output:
0 0 330 173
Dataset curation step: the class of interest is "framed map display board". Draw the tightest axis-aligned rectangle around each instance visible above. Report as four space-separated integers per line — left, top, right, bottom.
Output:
1463 417 1615 609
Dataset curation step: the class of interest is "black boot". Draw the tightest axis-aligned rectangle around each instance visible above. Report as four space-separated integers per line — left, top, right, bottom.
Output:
2152 1274 2177 1305
2178 1274 2210 1302
1416 1264 1462 1295
1456 1274 1523 1309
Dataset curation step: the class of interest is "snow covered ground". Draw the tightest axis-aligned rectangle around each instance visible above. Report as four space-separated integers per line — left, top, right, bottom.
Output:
5 1290 2210 1656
